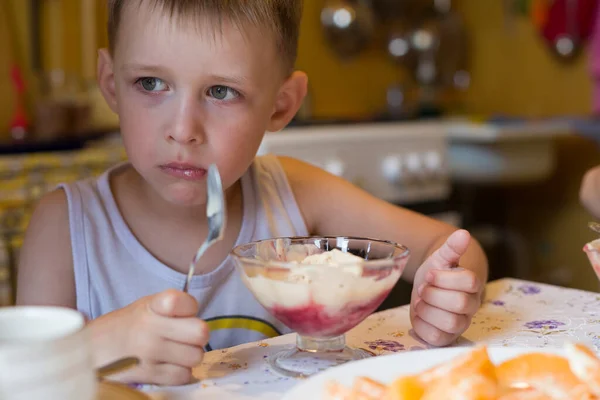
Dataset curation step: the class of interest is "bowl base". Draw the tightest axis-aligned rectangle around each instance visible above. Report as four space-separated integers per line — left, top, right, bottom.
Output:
267 339 373 378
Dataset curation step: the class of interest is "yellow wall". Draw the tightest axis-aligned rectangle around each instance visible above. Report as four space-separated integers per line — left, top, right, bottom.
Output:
0 0 595 134
296 1 401 118
0 0 109 136
456 1 592 117
0 1 28 139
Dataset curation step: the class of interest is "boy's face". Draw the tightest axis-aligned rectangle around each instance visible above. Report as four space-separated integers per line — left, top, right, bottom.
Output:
98 3 306 206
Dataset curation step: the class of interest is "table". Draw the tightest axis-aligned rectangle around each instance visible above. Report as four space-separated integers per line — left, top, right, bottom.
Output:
146 278 600 399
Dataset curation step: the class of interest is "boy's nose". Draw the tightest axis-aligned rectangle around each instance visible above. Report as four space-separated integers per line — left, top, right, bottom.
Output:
166 100 204 145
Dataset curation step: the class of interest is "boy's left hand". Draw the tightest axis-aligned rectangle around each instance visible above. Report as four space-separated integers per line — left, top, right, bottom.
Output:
409 229 484 347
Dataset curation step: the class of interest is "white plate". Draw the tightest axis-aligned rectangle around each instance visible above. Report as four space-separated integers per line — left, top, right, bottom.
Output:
97 382 150 399
282 346 566 400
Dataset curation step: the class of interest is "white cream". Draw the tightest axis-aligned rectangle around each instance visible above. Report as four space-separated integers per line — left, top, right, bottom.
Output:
289 249 365 280
301 249 363 265
243 249 400 312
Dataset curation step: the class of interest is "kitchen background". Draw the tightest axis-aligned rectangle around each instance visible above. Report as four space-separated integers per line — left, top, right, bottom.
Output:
0 0 598 308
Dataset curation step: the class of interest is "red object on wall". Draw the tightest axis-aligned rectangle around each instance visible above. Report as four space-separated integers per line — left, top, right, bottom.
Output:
542 0 598 42
9 65 29 140
534 0 599 60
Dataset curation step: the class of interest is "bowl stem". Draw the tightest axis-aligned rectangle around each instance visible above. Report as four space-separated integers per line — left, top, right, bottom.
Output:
296 334 346 353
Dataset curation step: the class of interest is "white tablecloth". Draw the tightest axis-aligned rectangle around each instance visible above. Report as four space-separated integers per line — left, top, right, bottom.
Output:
146 278 600 399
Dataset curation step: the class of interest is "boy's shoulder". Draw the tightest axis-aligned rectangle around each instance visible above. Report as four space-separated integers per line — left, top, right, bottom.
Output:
50 162 129 221
276 155 329 189
253 154 318 189
58 162 126 194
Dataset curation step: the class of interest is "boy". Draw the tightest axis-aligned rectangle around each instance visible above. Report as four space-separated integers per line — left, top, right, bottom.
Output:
16 0 488 385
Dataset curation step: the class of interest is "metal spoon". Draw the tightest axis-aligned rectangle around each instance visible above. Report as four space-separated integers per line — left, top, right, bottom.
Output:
96 357 140 380
589 222 600 235
182 164 227 293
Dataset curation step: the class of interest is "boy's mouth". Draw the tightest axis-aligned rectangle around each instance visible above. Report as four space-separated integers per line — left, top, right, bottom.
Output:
159 163 207 181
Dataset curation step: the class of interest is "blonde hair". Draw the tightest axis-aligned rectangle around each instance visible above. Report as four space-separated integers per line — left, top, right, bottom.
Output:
107 0 302 71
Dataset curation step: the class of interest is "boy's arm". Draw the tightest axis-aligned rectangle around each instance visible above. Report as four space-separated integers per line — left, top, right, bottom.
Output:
580 166 600 220
279 156 488 285
16 189 76 307
15 191 208 385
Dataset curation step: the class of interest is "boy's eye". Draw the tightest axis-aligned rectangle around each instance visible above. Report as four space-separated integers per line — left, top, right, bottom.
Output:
208 85 239 101
138 77 167 92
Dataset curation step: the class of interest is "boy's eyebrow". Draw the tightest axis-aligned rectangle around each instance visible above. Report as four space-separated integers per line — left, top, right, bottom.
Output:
119 65 251 86
120 63 170 75
205 74 250 86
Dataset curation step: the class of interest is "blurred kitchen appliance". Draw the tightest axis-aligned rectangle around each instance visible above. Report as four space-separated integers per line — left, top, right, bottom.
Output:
258 121 455 220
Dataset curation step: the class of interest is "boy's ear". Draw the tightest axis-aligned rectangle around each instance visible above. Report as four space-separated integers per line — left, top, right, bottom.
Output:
97 49 119 114
266 71 308 132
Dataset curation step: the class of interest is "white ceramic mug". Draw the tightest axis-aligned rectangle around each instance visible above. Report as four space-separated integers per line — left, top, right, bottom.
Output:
0 306 97 400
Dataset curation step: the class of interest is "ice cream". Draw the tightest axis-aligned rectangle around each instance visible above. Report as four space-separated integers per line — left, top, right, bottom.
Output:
301 248 364 265
242 247 401 337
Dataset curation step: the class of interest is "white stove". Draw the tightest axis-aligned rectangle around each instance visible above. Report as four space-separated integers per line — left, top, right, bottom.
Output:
258 121 451 206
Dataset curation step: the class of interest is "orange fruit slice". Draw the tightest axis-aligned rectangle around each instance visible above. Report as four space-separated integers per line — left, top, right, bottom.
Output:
351 376 387 399
383 375 425 400
325 381 353 400
496 352 592 399
497 388 552 400
421 373 498 400
565 342 600 396
324 344 600 400
419 346 496 385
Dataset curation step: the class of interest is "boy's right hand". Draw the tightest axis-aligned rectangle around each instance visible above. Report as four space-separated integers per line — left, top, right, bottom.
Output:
88 289 209 385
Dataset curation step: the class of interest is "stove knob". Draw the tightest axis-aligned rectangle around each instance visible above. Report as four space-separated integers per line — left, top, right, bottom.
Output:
382 155 403 184
405 152 423 181
324 159 345 177
424 151 443 176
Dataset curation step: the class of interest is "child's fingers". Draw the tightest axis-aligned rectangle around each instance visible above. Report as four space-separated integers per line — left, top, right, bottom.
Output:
149 289 199 318
157 317 210 347
417 284 480 315
415 300 469 336
411 315 456 347
426 268 482 294
114 362 193 387
426 229 471 270
148 363 194 386
150 339 205 368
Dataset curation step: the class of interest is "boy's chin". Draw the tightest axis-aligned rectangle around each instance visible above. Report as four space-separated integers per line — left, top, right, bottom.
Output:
160 185 207 208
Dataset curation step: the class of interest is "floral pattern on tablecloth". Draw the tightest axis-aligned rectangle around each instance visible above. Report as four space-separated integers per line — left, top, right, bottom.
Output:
144 278 600 399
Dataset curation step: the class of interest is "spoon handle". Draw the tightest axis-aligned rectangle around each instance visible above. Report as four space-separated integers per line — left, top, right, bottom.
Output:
183 240 211 293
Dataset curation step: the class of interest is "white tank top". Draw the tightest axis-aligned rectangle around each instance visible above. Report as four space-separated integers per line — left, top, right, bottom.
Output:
58 155 308 350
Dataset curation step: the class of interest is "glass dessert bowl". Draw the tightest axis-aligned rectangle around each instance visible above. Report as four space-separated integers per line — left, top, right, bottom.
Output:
231 236 410 378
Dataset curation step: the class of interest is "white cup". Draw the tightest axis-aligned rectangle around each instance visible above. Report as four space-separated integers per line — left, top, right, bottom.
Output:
0 306 97 400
